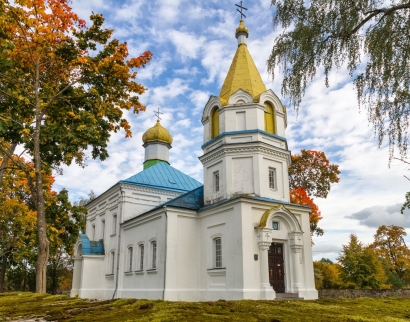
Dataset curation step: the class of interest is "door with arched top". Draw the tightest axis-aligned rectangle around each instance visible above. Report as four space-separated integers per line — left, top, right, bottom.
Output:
268 242 285 293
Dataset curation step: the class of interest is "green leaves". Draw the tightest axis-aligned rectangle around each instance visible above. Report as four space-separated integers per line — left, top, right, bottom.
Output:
269 0 410 160
337 234 387 289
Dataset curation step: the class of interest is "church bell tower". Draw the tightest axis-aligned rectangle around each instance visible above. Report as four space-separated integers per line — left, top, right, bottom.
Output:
199 19 291 206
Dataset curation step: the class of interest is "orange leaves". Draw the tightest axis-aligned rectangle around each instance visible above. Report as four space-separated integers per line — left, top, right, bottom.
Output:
128 51 153 69
290 187 322 224
289 149 340 236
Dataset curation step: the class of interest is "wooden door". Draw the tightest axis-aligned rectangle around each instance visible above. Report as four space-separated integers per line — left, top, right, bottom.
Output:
268 243 285 293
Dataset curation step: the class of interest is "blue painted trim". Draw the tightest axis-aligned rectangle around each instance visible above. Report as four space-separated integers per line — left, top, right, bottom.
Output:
202 129 287 148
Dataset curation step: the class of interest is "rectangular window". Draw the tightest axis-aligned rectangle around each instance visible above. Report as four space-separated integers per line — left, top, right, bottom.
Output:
128 247 133 272
213 171 220 192
139 244 144 270
269 168 276 189
112 214 117 235
101 220 105 240
152 241 157 269
92 224 95 241
110 251 115 274
214 237 222 268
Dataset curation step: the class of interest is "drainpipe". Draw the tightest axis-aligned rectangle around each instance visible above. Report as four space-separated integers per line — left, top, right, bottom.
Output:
112 186 125 300
162 206 168 300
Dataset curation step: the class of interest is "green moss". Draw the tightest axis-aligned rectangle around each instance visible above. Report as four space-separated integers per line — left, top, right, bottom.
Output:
1 293 410 322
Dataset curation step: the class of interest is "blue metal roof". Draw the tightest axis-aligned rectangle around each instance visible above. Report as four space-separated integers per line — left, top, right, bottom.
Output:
163 186 204 210
79 234 104 255
121 162 202 193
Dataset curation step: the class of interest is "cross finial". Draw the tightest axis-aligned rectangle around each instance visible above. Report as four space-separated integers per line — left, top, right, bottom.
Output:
154 107 163 121
235 1 248 19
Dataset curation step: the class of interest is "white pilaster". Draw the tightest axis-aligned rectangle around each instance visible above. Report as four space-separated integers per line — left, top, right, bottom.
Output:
289 232 303 292
257 229 275 300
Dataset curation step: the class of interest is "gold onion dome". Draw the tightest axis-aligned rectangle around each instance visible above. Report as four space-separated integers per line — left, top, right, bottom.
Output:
236 19 248 35
142 120 173 145
219 20 266 106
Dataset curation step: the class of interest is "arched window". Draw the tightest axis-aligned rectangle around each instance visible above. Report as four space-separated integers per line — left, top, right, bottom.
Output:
264 102 275 134
211 107 219 139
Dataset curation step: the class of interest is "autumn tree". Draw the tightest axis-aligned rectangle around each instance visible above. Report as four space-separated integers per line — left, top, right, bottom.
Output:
0 0 152 292
313 258 343 289
0 156 36 292
269 0 410 163
289 150 340 236
337 234 387 289
370 225 410 286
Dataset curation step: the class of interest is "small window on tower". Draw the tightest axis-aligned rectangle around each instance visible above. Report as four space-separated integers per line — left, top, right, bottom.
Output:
269 168 276 190
213 171 220 192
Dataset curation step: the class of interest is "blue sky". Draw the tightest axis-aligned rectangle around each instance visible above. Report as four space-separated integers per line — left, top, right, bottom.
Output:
53 0 410 261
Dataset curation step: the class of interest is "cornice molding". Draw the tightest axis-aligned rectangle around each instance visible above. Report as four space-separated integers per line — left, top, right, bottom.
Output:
199 144 291 164
122 183 181 197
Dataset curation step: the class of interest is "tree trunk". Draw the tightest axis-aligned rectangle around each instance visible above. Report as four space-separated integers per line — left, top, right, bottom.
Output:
0 252 8 292
22 260 27 291
34 57 49 294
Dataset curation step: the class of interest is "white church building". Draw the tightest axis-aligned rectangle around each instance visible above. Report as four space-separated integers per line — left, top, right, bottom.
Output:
71 19 318 301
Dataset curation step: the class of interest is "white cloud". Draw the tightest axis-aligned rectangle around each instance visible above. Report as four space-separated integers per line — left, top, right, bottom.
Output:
157 0 183 22
146 78 190 105
174 66 199 76
200 40 232 85
347 204 410 228
112 0 144 21
137 52 171 80
189 90 211 115
168 30 206 60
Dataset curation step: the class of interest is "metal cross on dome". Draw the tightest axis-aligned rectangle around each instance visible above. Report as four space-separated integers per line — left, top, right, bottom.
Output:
235 1 248 19
154 107 163 121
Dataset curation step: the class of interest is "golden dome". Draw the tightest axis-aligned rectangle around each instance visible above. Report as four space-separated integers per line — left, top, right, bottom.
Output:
142 120 173 145
236 19 248 35
219 42 267 105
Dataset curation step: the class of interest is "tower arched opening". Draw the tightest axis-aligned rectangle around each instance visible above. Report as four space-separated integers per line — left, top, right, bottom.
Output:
264 102 276 134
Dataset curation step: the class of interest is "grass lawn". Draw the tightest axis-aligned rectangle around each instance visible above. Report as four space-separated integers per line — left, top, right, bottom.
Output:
0 292 410 322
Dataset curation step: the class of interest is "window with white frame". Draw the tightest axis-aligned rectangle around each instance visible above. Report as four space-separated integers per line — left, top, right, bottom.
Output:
151 241 157 269
110 250 115 274
213 171 220 192
214 237 222 268
101 219 105 240
138 244 144 270
269 167 277 190
112 214 117 235
127 246 133 272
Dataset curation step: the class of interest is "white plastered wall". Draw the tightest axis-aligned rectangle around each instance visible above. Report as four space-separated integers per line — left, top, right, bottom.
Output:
163 208 199 301
118 210 167 300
